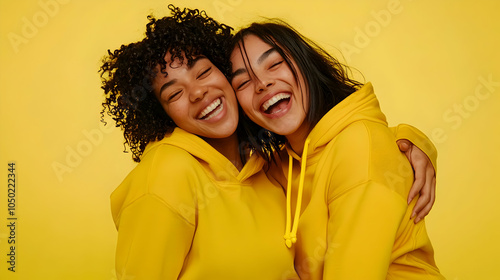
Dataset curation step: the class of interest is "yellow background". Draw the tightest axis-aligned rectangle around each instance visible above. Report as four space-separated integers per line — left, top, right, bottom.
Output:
1 0 499 279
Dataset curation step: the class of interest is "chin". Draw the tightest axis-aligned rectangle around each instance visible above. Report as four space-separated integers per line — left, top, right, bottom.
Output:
218 124 238 138
269 125 297 136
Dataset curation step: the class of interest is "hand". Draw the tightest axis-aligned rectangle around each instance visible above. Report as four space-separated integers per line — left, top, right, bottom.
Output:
397 139 436 223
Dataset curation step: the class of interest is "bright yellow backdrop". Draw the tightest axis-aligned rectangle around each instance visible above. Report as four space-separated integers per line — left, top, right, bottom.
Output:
1 0 498 279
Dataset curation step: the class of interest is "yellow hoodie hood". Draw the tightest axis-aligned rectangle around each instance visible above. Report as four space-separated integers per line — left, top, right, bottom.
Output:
142 127 265 183
283 82 387 247
111 127 267 228
306 82 387 154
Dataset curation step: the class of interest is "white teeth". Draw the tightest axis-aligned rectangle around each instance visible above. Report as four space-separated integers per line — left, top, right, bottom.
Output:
203 102 223 120
198 98 222 119
262 93 291 111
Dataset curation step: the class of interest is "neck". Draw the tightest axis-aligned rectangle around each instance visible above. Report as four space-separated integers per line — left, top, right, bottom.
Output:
204 133 244 171
286 124 311 157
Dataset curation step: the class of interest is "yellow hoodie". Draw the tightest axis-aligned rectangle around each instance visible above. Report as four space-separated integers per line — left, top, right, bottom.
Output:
110 128 299 279
282 83 444 279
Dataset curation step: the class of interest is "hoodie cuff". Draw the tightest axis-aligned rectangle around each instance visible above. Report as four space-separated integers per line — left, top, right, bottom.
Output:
389 124 438 173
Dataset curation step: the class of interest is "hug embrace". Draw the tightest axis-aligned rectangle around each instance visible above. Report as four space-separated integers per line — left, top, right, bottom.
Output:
100 5 444 279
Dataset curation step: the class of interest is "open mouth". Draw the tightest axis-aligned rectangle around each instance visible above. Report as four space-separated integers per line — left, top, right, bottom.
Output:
261 93 291 114
198 98 223 120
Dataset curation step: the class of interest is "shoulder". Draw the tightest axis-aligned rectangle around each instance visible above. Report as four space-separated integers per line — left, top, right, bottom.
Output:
111 144 203 222
142 143 200 171
325 120 398 166
322 120 412 197
122 144 201 192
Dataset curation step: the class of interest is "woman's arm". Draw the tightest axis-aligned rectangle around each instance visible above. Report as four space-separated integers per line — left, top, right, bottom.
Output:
112 145 198 279
323 121 420 279
324 181 407 279
115 195 195 279
397 139 436 223
391 124 438 223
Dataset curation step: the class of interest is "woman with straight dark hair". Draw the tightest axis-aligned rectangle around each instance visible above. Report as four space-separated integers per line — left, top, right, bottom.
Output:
230 21 443 279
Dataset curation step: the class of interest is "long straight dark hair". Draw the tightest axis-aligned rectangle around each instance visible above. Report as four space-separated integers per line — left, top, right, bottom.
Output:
231 20 363 160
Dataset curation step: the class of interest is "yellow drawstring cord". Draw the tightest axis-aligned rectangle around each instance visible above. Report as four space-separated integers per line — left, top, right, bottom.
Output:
284 155 294 248
284 139 310 248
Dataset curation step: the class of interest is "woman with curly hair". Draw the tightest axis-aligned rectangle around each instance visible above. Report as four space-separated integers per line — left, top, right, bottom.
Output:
100 5 437 279
230 22 443 279
100 6 300 279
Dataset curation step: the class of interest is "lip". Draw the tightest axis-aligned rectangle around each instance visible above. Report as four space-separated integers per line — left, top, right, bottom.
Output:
197 96 226 122
259 91 293 119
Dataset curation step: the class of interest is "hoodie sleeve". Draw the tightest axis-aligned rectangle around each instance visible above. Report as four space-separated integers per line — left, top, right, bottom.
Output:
389 124 438 172
324 182 407 279
322 120 417 279
112 145 198 279
115 195 195 279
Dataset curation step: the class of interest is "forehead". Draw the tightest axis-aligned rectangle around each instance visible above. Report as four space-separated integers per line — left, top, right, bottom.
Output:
152 53 211 93
230 33 304 84
242 34 269 47
232 35 273 59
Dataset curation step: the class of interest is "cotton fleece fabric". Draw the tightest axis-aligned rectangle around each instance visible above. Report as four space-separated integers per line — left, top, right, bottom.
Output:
110 128 299 279
281 83 444 279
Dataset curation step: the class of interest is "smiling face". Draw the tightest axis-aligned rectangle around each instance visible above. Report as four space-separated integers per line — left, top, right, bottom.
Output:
152 52 239 139
230 34 310 140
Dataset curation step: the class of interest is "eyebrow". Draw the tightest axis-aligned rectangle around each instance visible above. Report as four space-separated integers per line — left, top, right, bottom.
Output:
159 56 207 95
257 47 277 64
231 47 277 79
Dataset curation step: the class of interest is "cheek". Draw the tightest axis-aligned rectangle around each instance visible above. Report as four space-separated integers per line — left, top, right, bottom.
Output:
159 103 170 117
214 72 231 87
236 92 252 111
164 103 187 122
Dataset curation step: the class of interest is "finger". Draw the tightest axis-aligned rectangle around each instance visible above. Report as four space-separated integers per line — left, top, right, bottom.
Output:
407 177 423 205
414 168 436 222
431 176 436 206
412 189 430 219
397 139 412 152
408 158 426 204
415 177 436 223
414 205 430 223
428 168 436 205
412 165 433 215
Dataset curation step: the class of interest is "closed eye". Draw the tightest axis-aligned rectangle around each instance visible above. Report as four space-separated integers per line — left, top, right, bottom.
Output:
168 90 182 101
236 80 250 90
197 67 212 79
269 61 283 69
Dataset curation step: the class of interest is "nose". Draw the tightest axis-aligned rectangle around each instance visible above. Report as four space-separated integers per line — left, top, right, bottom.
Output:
255 77 274 94
189 85 208 102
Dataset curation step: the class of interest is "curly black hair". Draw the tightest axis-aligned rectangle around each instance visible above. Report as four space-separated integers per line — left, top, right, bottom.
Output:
99 5 234 162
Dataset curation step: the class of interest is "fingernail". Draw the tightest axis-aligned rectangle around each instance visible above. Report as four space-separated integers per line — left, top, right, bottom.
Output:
411 212 416 219
415 217 421 223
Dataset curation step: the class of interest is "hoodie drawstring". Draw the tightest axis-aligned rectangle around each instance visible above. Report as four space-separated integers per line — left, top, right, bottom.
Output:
284 138 310 248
